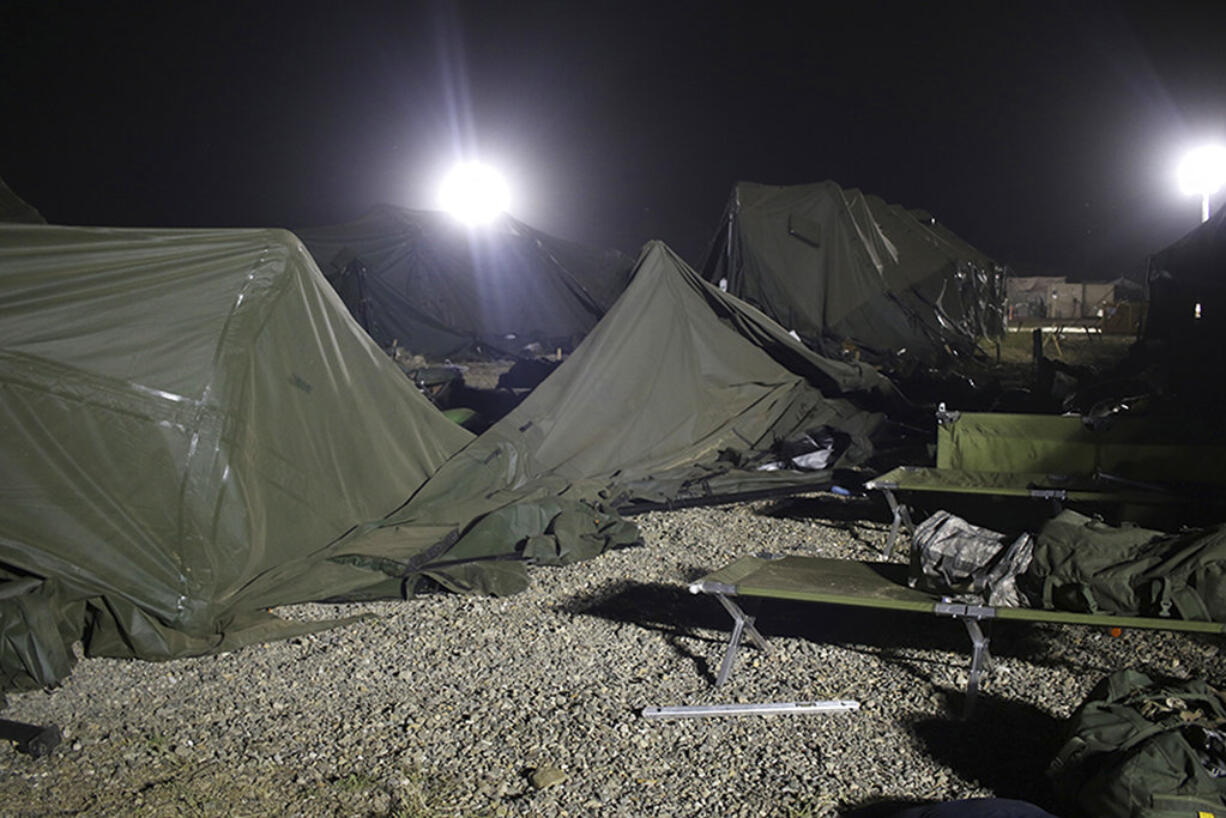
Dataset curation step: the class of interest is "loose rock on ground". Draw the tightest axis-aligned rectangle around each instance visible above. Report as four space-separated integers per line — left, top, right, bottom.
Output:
1 494 1221 816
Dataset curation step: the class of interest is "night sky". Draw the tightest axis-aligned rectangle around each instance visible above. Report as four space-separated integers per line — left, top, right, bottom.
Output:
3 0 1224 280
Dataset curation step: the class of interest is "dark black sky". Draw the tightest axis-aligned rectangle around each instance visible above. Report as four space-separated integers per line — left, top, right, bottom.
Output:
4 0 1225 279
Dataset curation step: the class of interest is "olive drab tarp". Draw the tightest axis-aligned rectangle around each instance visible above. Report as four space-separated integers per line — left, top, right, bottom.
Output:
296 205 635 358
0 224 473 693
701 181 1006 365
327 242 893 596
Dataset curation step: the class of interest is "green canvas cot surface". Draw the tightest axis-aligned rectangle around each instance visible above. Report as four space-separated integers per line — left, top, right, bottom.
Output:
0 223 474 692
297 206 635 357
690 554 1223 717
935 412 1226 488
867 466 1177 503
695 555 1226 631
866 409 1226 558
701 181 1006 365
869 409 1226 501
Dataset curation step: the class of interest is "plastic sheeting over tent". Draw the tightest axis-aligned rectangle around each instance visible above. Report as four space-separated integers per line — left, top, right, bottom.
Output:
1 232 891 692
0 224 473 693
327 242 895 597
701 181 1006 366
296 205 635 358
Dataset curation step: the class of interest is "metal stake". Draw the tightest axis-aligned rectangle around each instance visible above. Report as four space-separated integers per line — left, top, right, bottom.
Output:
643 700 860 720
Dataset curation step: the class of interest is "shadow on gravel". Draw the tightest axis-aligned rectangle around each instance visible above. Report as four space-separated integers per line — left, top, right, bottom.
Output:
902 692 1063 811
839 798 929 818
755 492 894 526
555 582 1118 697
555 580 732 683
835 696 1063 817
742 597 1137 688
752 492 895 550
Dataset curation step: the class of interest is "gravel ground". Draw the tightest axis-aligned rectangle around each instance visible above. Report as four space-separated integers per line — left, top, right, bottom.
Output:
2 493 1222 817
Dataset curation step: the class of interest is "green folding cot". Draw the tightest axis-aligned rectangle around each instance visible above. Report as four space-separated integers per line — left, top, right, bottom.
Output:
865 408 1225 557
689 555 1225 716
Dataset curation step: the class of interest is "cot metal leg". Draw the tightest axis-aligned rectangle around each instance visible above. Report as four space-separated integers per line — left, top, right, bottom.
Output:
881 489 914 559
934 602 998 719
960 617 993 719
712 594 770 687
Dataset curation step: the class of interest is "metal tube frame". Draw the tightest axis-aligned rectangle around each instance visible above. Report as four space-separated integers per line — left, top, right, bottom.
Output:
881 487 915 559
712 593 771 687
705 586 999 719
935 601 996 719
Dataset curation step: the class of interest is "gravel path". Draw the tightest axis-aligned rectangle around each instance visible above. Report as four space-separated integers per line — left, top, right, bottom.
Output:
2 494 1222 817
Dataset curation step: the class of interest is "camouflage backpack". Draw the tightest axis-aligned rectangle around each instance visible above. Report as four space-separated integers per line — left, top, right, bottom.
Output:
1049 669 1226 818
909 510 1034 607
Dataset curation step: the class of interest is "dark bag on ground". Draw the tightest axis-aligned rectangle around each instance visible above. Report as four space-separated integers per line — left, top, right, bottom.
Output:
1048 668 1226 818
1022 510 1226 622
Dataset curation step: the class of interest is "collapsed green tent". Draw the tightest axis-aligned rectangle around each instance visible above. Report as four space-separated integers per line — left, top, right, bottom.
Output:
296 205 635 358
2 230 891 691
701 181 1006 366
0 224 472 692
326 241 894 596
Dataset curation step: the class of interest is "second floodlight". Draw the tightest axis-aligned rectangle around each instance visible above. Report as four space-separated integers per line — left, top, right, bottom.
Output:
1177 145 1226 222
438 162 511 226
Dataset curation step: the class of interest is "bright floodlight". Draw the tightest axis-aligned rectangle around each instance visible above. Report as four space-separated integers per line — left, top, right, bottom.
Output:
438 162 510 225
1177 145 1226 222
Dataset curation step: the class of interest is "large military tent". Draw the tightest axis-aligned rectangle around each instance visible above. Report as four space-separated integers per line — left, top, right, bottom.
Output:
326 241 894 597
1146 207 1226 343
296 205 635 358
0 224 472 692
1143 209 1226 405
1007 275 1066 319
701 181 1006 366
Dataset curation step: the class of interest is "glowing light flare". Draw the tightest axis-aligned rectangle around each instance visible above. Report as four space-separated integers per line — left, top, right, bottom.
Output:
437 162 511 226
1177 145 1226 222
